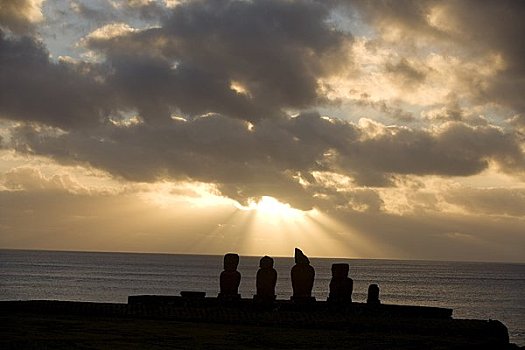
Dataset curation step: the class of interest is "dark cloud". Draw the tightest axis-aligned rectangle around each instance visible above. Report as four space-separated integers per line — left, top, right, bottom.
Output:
1 0 525 214
1 0 353 128
385 58 426 88
442 1 525 114
353 94 414 122
83 0 352 122
312 186 384 213
9 112 525 208
107 53 268 123
336 121 525 186
421 96 490 126
352 0 525 114
422 99 464 122
0 32 114 128
0 0 42 34
9 113 338 209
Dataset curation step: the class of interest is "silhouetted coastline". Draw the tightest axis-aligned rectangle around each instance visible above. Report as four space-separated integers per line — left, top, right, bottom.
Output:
1 299 520 349
0 249 520 349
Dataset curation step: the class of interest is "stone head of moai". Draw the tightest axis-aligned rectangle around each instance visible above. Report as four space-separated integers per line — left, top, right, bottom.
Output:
259 255 274 269
294 248 310 265
223 253 240 272
331 263 349 279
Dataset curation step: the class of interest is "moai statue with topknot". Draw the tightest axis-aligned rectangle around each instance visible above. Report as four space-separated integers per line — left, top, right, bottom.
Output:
291 248 315 301
219 253 241 300
328 263 353 304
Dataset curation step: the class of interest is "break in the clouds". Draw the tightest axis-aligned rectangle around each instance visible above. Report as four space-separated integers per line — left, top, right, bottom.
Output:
0 0 524 261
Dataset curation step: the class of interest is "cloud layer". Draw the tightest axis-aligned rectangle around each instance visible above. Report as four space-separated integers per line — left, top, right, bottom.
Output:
10 113 525 209
1 0 524 260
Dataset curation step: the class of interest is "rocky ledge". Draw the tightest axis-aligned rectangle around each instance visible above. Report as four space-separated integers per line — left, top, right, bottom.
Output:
1 297 522 349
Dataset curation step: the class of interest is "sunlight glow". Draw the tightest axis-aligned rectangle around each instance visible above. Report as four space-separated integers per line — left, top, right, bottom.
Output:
230 80 251 97
235 196 305 219
139 181 233 208
226 195 379 258
228 198 376 258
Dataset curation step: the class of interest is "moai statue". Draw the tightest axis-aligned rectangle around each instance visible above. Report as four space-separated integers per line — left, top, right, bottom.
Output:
255 256 277 302
291 248 315 301
219 253 241 299
328 263 353 303
367 283 381 305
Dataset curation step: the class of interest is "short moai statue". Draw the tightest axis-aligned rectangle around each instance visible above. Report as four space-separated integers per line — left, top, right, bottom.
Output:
367 283 381 305
256 256 277 298
291 248 315 301
219 253 241 299
255 256 277 302
328 263 353 303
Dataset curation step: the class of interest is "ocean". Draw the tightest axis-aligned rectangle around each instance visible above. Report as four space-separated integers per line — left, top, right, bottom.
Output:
1 249 524 345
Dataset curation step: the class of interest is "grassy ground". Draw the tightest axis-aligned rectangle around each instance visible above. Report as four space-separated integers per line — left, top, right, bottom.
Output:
0 311 514 349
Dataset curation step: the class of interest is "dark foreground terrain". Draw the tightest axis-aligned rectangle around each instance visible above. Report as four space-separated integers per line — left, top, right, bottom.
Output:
1 300 522 349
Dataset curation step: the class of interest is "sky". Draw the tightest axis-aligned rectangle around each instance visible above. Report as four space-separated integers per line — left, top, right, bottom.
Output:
0 0 524 262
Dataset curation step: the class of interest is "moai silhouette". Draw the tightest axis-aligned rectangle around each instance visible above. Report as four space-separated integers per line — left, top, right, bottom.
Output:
328 263 353 303
219 253 241 299
255 255 277 300
291 248 315 301
367 283 381 305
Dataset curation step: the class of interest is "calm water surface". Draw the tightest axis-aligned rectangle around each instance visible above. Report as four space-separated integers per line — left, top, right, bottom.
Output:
1 249 524 345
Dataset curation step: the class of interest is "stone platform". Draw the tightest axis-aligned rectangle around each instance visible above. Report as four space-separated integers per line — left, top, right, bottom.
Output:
1 297 517 349
128 294 454 319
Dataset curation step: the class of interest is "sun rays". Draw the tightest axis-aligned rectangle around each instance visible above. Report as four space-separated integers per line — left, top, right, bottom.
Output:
45 176 378 259
139 188 381 259
235 196 305 220
215 195 373 258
